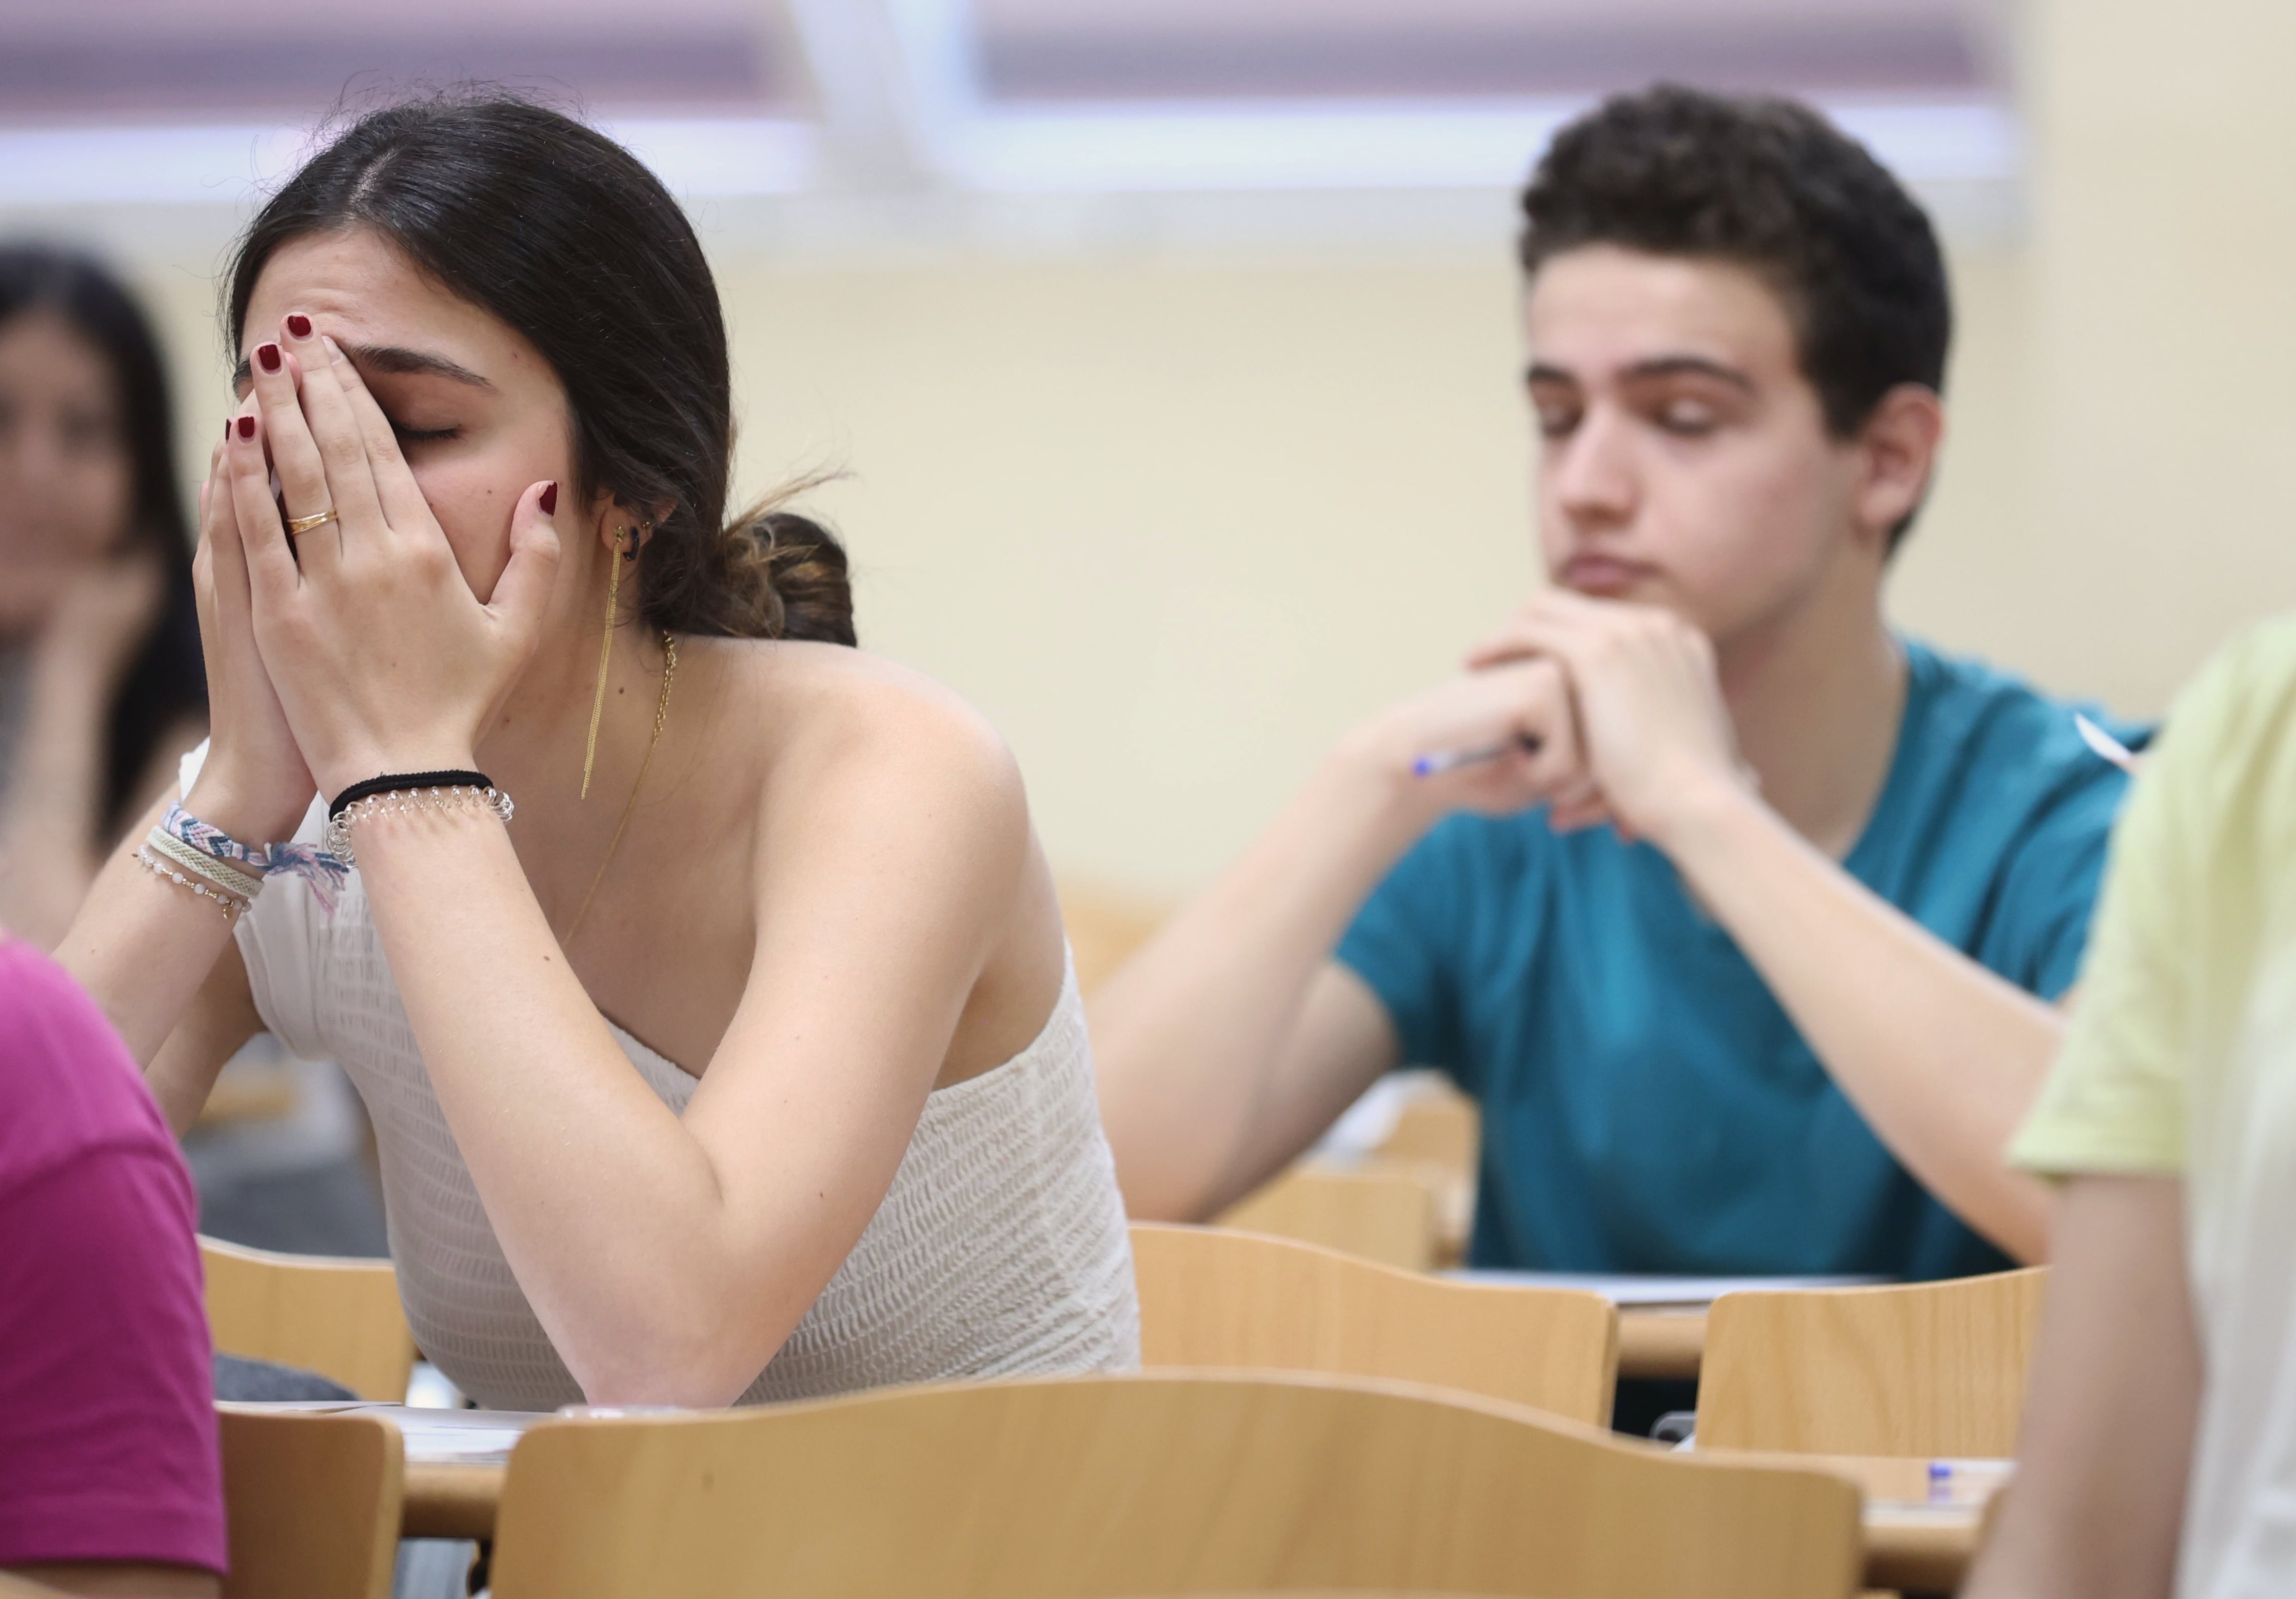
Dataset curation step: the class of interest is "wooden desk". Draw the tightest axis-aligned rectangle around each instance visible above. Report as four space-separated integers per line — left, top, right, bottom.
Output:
193 1061 301 1128
1451 1271 1887 1386
1616 1308 1707 1381
1704 1450 2005 1594
399 1433 1996 1589
404 1460 499 1540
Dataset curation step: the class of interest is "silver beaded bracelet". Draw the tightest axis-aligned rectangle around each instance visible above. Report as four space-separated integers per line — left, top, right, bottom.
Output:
134 845 249 920
322 783 515 867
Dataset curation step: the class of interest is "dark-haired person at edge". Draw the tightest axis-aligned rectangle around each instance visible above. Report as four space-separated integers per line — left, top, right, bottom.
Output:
0 247 207 949
52 94 1136 1414
1094 85 2140 1433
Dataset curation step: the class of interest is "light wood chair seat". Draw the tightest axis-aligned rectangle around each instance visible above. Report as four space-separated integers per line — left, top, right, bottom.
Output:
1214 1162 1443 1271
486 1370 1863 1599
1373 1079 1481 1264
1133 1221 1616 1425
200 1237 415 1403
219 1408 403 1599
1376 1079 1481 1174
1697 1267 2048 1457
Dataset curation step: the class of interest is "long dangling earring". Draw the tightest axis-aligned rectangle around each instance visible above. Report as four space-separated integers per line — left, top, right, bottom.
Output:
580 522 648 799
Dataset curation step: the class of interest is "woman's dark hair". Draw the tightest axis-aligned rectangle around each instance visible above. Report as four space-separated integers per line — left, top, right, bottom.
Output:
0 245 206 831
226 92 854 645
1519 84 1952 551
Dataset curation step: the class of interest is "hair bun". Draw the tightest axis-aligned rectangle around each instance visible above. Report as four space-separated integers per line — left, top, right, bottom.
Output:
718 507 856 646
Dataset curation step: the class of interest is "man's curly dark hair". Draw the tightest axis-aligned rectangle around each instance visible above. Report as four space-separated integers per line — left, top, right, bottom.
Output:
1520 85 1951 549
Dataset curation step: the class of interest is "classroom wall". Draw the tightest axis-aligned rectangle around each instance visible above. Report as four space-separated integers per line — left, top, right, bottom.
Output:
48 0 2296 899
2012 0 2296 718
712 243 2037 897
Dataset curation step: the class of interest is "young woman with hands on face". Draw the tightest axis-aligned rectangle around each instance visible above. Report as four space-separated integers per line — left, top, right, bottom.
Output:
54 95 1136 1411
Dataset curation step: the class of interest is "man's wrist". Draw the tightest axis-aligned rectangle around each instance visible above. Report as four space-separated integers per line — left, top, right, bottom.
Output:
1321 726 1452 855
1638 766 1767 861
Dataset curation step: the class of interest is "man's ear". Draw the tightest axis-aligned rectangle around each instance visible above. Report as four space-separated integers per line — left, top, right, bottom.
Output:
1852 383 1946 548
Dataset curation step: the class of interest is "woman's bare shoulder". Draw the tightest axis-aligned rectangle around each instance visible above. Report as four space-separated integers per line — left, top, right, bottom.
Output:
700 637 1027 821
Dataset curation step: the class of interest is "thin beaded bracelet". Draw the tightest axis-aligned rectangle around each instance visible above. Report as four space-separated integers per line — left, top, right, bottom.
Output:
144 826 266 902
134 845 248 921
322 784 514 867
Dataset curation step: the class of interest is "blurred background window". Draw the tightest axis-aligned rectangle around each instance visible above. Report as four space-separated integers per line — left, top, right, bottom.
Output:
0 0 2013 205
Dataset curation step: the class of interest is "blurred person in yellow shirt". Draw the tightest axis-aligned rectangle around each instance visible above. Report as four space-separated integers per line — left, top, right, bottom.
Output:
1968 617 2296 1599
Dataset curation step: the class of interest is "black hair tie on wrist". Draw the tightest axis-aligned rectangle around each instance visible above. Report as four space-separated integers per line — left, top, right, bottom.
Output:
328 771 494 821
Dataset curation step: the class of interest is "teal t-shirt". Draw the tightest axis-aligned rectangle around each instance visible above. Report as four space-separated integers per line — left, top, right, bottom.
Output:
1333 638 2139 1280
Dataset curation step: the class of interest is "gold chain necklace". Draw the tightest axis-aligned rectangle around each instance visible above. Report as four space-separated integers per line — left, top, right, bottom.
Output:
563 631 676 944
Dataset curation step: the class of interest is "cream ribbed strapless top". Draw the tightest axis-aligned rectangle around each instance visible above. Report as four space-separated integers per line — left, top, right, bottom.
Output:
185 748 1139 1412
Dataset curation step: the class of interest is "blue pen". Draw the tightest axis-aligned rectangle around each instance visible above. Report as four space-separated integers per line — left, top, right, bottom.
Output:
1927 1458 2014 1504
1412 734 1542 779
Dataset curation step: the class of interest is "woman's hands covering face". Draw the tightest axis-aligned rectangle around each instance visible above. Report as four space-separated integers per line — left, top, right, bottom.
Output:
185 423 315 845
224 314 562 801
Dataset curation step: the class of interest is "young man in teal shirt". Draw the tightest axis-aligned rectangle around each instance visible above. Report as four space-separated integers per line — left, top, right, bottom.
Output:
1095 88 2135 1312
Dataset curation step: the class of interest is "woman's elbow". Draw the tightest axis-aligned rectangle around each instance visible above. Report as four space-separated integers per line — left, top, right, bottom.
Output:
562 1310 785 1410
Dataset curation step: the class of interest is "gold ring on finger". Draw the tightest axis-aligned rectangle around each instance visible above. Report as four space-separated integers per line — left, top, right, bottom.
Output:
284 507 339 536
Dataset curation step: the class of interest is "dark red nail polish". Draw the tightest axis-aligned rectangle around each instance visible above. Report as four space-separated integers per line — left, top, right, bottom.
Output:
224 416 232 440
235 414 256 441
256 342 282 374
286 313 312 339
539 482 558 515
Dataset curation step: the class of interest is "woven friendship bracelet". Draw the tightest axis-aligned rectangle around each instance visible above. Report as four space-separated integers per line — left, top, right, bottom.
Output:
144 827 265 901
321 784 514 868
161 802 270 875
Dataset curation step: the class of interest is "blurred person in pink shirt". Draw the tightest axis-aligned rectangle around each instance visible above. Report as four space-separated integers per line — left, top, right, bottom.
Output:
0 247 207 948
0 927 224 1596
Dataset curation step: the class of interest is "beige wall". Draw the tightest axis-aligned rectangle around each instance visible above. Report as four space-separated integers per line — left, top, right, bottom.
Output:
2014 0 2296 716
65 0 2296 896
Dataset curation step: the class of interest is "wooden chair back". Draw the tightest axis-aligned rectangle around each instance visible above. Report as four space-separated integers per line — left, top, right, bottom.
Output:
200 1237 415 1403
1057 880 1170 995
1133 1222 1616 1424
217 1408 403 1599
1215 1163 1441 1271
1376 1081 1481 1177
488 1371 1862 1599
1698 1268 2048 1456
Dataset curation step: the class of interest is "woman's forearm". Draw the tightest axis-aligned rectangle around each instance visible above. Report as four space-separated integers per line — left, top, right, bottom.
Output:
1963 1175 2197 1598
1089 741 1431 1221
351 804 773 1405
1659 783 2061 1260
53 799 241 1067
0 657 114 946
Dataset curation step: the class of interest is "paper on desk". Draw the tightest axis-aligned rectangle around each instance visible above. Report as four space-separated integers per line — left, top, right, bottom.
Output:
392 1412 537 1464
215 1400 544 1466
1444 1270 1890 1308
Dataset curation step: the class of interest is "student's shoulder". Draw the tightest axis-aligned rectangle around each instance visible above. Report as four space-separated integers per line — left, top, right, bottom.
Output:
2158 613 2296 760
1902 638 2135 813
707 636 1030 838
1910 638 2130 760
2140 613 2296 831
0 941 176 1192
